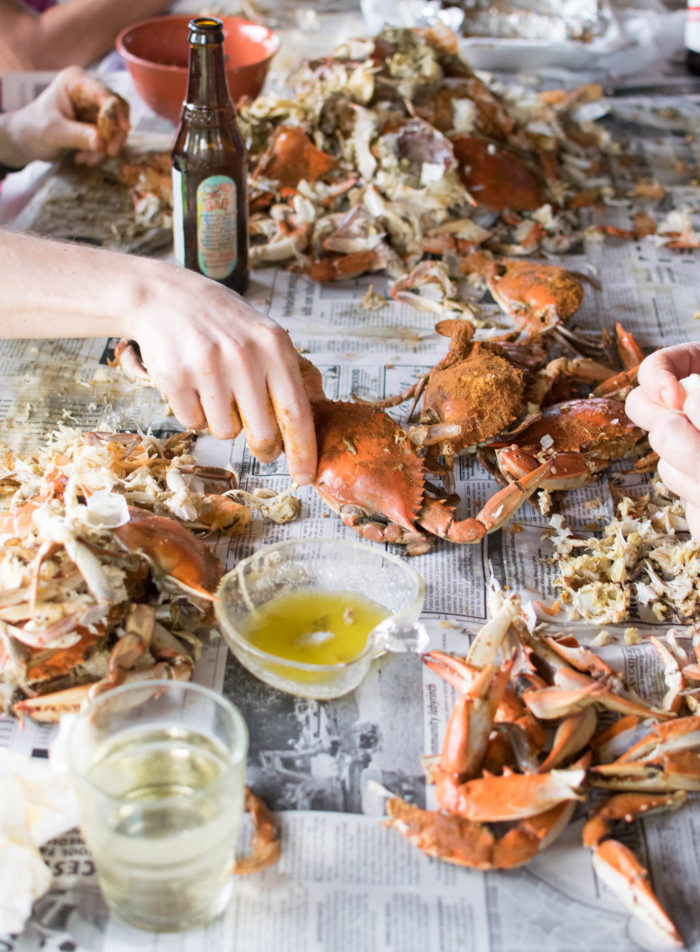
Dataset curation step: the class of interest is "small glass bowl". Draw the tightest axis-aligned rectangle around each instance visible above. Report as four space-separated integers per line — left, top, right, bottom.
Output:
215 537 427 699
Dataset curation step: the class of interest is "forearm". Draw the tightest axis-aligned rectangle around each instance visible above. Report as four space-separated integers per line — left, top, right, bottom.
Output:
0 0 167 71
0 229 152 339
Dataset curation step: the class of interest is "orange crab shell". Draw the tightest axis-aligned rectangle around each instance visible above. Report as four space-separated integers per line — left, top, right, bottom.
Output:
253 125 338 189
423 343 526 451
511 398 644 458
451 135 544 211
462 253 585 330
312 401 426 533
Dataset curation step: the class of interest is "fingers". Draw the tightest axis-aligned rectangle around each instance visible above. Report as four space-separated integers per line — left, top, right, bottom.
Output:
297 354 326 404
162 386 207 434
625 386 679 432
637 343 700 410
657 459 700 509
268 361 319 485
647 412 700 481
685 502 700 544
197 378 244 441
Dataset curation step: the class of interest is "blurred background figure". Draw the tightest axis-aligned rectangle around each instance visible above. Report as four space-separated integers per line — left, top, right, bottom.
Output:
0 0 169 72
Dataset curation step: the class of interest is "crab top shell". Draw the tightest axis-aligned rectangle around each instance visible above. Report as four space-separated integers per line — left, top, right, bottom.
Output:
424 345 526 449
463 253 585 328
514 398 643 459
451 135 544 211
313 401 426 532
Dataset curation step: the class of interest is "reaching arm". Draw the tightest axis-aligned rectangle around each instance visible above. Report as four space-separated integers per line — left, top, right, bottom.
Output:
0 229 319 484
0 0 168 72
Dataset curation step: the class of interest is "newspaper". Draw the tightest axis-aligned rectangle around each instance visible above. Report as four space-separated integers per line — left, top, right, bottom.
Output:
1 63 700 952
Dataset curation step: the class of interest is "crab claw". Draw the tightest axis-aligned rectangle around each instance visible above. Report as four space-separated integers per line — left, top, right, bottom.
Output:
419 459 554 543
591 840 683 948
111 506 222 599
434 657 514 781
435 764 586 822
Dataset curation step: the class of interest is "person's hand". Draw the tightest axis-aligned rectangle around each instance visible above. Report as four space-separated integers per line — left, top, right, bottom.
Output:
626 342 700 540
2 66 129 168
127 266 320 485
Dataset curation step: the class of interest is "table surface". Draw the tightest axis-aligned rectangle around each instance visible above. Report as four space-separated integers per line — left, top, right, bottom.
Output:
1 17 700 952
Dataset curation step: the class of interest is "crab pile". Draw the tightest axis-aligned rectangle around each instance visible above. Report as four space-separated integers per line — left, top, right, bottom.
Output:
240 25 620 285
384 584 700 947
0 428 299 721
551 477 700 625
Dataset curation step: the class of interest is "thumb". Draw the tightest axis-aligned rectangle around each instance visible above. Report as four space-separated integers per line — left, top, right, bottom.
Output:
637 351 686 411
55 117 104 155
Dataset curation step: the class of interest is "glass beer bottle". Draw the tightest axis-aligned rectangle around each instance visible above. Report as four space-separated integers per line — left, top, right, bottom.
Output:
171 17 249 294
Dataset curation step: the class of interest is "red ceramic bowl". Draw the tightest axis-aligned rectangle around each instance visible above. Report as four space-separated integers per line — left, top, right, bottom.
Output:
116 15 280 123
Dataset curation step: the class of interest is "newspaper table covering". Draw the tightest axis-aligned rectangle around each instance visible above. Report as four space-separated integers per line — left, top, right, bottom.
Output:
1 72 700 952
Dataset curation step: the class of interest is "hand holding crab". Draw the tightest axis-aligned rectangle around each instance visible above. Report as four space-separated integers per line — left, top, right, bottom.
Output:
0 67 129 170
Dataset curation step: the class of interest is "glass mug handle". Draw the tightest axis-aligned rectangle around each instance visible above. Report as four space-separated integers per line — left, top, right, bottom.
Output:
370 618 429 658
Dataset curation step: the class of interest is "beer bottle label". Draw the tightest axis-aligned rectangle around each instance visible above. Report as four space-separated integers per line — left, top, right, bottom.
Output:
171 168 185 267
196 175 237 279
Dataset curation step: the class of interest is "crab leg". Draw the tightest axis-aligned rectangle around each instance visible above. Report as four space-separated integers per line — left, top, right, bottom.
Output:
384 796 575 871
435 659 514 781
234 788 282 875
592 840 683 947
419 460 554 544
615 716 700 763
591 751 700 791
615 322 645 370
537 706 598 772
435 764 586 822
582 791 687 848
592 364 640 398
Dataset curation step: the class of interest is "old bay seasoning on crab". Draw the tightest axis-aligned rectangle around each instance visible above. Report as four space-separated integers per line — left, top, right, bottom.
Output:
171 17 249 294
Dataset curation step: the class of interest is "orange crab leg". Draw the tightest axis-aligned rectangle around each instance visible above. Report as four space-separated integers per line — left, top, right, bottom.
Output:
436 658 514 781
592 363 640 398
419 459 554 543
435 764 586 822
537 706 597 773
384 796 575 871
582 790 687 848
615 323 645 370
591 840 683 948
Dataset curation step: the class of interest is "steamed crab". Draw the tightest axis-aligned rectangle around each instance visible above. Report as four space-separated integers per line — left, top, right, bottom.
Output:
489 396 648 491
461 251 586 339
311 398 553 555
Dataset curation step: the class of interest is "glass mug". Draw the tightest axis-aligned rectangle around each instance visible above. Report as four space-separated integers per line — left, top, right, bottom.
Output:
66 680 248 932
215 537 428 699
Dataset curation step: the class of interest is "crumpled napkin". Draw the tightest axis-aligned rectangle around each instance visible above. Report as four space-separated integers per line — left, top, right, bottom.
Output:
0 720 79 935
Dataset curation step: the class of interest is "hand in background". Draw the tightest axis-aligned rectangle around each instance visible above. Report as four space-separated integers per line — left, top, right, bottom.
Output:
0 66 129 169
626 342 700 540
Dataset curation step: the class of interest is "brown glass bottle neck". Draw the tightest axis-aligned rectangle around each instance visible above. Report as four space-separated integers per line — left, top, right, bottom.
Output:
184 42 233 109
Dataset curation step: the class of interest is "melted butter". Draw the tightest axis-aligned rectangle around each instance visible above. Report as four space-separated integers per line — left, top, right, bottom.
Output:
240 589 389 666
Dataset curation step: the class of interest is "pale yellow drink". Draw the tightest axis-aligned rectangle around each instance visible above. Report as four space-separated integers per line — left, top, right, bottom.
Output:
67 682 248 933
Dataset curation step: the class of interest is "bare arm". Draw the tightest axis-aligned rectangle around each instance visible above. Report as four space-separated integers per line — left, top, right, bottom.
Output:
0 230 319 484
0 0 168 72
